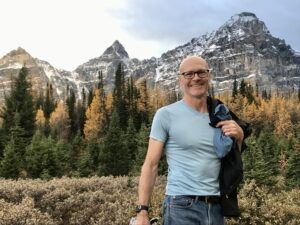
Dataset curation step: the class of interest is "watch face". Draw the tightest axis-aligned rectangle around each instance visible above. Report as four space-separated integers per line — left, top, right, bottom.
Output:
135 205 142 212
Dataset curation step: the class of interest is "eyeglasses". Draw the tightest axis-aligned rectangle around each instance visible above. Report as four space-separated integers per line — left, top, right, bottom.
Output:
181 69 210 79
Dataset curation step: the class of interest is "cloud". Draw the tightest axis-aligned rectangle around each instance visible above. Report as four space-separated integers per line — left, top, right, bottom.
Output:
112 0 300 51
113 0 226 44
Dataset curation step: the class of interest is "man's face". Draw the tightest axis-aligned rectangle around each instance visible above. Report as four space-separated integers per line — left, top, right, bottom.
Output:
179 57 211 99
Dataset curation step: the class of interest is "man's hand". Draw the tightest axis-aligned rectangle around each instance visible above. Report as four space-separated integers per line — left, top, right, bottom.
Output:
135 210 151 225
216 120 244 151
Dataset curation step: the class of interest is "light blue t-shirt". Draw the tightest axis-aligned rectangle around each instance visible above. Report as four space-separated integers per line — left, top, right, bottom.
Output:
150 100 220 196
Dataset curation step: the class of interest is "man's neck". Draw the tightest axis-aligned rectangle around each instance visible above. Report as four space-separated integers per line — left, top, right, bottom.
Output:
183 95 208 112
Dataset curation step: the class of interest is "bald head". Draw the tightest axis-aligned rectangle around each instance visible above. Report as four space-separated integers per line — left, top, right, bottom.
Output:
179 56 209 74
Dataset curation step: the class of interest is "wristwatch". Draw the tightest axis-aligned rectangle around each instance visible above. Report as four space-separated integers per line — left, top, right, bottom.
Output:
135 204 149 213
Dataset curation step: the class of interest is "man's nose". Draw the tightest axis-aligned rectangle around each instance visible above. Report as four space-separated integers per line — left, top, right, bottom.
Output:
192 72 201 80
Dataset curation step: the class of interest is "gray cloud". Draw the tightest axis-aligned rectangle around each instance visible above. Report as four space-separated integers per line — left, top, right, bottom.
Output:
112 0 300 51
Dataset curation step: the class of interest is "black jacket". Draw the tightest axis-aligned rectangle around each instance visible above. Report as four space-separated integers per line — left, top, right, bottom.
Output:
207 96 252 217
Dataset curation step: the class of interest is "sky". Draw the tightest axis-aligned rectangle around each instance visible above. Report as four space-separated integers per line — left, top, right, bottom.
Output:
0 0 299 71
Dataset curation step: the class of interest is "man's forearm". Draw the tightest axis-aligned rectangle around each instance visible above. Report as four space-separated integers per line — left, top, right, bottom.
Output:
138 162 158 205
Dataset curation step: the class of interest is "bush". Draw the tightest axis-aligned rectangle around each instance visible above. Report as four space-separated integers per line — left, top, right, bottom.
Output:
0 177 298 225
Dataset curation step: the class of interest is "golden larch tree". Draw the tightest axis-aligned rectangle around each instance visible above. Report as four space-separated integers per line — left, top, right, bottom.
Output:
49 100 70 140
35 107 46 131
84 89 105 141
274 99 294 139
137 78 148 113
148 85 168 112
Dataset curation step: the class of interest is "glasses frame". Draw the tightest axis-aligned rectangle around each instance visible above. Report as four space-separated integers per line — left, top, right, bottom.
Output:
180 69 210 79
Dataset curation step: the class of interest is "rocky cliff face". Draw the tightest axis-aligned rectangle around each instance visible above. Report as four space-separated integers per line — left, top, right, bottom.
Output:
0 47 79 104
0 12 299 105
152 12 300 92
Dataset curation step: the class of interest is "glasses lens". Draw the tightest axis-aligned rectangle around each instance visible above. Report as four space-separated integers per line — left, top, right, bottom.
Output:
182 70 209 79
195 70 208 77
184 72 194 78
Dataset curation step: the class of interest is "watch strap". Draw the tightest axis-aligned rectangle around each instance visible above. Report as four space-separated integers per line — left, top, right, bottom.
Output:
135 204 149 213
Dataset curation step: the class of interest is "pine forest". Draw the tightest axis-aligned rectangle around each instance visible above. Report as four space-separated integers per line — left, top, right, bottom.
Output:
0 65 299 224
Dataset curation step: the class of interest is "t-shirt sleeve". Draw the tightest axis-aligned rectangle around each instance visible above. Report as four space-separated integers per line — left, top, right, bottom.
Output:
149 107 170 143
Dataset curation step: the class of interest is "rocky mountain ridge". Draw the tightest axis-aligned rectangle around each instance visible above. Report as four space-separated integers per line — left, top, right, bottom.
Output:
0 12 299 104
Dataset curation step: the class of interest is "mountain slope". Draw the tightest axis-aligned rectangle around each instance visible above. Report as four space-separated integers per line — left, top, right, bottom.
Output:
0 12 299 105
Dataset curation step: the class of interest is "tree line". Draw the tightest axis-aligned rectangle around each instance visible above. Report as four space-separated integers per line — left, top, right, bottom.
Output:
0 65 299 190
0 64 174 179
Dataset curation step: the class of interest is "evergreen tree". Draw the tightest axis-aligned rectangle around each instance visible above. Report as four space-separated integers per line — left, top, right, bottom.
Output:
99 110 130 176
298 86 300 101
268 89 272 99
285 148 300 188
78 150 94 177
255 83 259 97
77 88 87 136
87 88 94 107
243 135 275 186
252 145 275 186
66 88 77 138
25 131 58 178
0 129 5 159
257 127 278 177
0 66 36 143
262 89 268 100
232 76 238 99
137 78 149 128
126 77 140 130
113 63 128 130
43 84 56 137
55 140 72 176
0 114 27 178
242 136 256 180
85 138 102 174
44 83 56 119
245 83 255 103
126 117 138 162
239 78 247 97
98 71 108 131
69 131 85 172
97 70 104 89
131 123 150 175
0 137 20 178
39 137 60 179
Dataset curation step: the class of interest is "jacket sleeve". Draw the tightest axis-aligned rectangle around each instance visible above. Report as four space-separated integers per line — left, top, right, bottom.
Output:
229 109 252 152
207 96 252 152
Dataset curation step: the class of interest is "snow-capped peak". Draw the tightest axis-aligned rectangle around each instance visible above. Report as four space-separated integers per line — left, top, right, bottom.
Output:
102 40 129 59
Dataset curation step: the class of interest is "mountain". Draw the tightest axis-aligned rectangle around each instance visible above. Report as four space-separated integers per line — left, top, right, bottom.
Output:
0 12 299 105
0 47 81 104
153 12 300 91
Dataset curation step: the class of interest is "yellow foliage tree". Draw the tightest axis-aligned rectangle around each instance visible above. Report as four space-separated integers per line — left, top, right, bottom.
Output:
148 85 168 112
274 99 294 139
137 78 148 113
49 100 70 140
35 107 46 131
84 89 105 141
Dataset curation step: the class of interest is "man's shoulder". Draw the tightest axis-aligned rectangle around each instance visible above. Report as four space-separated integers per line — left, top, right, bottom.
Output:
155 100 183 117
162 100 183 110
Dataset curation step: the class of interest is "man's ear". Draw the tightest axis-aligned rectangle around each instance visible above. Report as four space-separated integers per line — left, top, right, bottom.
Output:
208 69 213 80
178 75 184 85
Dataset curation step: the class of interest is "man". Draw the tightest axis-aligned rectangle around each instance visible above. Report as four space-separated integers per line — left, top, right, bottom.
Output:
135 56 247 225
